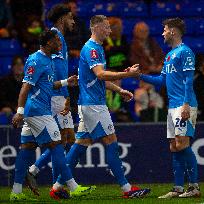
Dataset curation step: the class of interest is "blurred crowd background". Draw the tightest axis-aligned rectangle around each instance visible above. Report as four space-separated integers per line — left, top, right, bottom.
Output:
0 0 204 124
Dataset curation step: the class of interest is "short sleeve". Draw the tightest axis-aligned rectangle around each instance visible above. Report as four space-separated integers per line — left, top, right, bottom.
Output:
182 49 195 71
23 60 41 86
85 48 104 69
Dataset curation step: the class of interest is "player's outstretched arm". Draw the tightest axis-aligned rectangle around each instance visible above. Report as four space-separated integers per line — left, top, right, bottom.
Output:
140 73 166 86
125 66 166 86
92 64 140 81
12 83 32 128
105 81 133 102
53 75 78 89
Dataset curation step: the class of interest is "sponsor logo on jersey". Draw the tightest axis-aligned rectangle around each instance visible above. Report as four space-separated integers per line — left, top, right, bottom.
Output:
166 64 177 73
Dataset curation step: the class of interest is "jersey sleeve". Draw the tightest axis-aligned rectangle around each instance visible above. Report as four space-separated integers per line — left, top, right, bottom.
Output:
23 60 42 86
85 47 104 69
181 49 195 71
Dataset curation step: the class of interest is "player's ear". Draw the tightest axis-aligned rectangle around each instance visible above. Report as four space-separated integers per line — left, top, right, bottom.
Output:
170 28 175 35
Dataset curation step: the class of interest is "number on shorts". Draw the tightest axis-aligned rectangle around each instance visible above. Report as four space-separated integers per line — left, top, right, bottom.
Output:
175 118 186 127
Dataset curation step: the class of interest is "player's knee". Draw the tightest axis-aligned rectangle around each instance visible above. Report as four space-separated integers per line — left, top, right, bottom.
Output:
175 136 190 151
67 129 76 144
21 142 37 150
170 145 177 152
102 134 117 145
76 138 92 146
175 142 189 151
169 139 177 152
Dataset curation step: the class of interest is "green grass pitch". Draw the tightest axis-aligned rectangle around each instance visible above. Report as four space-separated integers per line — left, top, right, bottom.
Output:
0 183 204 204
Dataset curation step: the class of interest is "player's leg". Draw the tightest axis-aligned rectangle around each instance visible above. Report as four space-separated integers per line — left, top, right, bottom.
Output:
54 107 95 197
176 107 201 198
65 127 75 151
101 133 150 198
10 122 38 201
64 107 90 172
80 105 150 198
33 115 93 200
27 109 75 184
159 108 185 198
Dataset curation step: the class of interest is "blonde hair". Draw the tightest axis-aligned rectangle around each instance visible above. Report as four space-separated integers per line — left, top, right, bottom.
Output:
90 15 107 29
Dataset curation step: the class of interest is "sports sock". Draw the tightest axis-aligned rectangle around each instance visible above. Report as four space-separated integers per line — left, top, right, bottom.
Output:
56 143 87 184
105 142 128 186
183 146 198 183
50 144 73 185
121 183 131 192
65 143 72 152
53 182 63 190
13 149 35 193
12 183 23 194
65 143 87 171
66 178 78 192
172 151 185 187
35 148 51 170
29 165 40 176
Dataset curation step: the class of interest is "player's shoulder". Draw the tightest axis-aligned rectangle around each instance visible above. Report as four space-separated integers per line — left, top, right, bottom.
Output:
180 44 194 55
26 51 48 68
26 52 39 66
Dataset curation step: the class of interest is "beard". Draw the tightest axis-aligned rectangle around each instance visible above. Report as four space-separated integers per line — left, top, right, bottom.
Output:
164 36 173 46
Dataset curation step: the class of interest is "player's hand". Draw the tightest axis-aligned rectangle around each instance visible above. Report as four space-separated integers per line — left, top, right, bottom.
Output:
181 103 190 121
12 113 24 128
119 89 133 102
124 64 141 78
60 108 70 116
60 104 70 116
67 75 78 86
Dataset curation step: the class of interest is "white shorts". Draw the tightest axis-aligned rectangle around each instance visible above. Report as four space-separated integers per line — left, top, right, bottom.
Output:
21 115 61 145
167 106 197 139
51 96 74 129
76 105 115 140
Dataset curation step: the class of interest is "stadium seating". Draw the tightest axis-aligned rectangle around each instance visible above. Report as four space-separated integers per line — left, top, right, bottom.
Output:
0 39 22 57
0 56 12 76
0 39 23 76
1 0 204 76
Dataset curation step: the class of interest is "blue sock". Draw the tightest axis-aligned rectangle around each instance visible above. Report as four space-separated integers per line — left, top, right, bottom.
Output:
57 143 87 184
172 151 185 187
183 146 198 183
65 143 72 153
14 149 35 184
50 144 73 184
35 148 51 169
65 143 87 172
106 142 128 186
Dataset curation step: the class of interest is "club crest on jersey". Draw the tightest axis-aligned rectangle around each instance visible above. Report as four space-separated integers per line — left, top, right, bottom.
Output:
27 66 35 75
91 50 98 59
